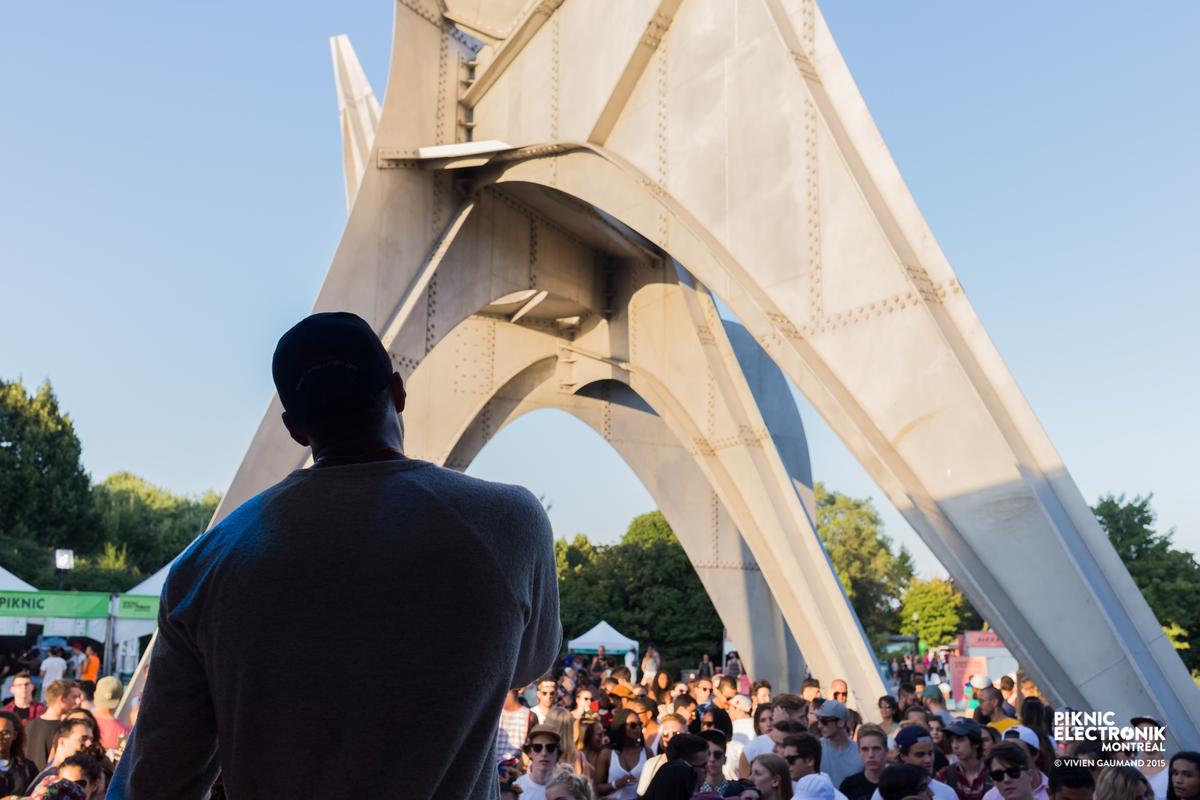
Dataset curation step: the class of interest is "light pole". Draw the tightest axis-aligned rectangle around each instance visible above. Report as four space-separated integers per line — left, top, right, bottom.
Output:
54 549 74 591
911 611 920 658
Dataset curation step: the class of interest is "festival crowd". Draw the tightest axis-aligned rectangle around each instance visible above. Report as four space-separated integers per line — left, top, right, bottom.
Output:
0 646 133 800
495 646 1200 800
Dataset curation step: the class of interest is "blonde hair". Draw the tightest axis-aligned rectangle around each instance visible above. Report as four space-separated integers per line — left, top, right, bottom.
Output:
1095 766 1150 800
545 706 578 765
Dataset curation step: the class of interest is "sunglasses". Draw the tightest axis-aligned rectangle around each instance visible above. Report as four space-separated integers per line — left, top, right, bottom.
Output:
784 755 806 765
833 692 847 699
537 690 556 696
526 742 559 754
990 767 1027 782
709 752 726 761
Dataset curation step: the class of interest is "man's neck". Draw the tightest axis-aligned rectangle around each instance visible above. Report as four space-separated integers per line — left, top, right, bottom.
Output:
958 755 980 775
864 765 885 783
827 732 849 748
529 765 551 785
94 707 114 719
41 708 61 721
12 699 30 710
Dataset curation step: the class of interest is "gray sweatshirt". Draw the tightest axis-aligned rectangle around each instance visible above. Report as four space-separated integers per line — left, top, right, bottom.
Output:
109 458 561 798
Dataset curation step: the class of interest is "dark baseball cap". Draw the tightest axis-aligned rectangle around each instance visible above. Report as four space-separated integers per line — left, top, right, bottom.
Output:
272 312 393 421
895 724 933 752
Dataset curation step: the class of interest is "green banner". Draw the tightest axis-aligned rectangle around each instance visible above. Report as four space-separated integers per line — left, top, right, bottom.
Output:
116 595 160 620
0 591 110 619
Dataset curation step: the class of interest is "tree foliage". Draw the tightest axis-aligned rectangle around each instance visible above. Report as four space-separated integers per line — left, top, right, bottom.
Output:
1094 494 1200 672
814 483 914 647
0 379 97 553
92 472 218 575
0 377 220 591
900 578 966 647
557 512 723 674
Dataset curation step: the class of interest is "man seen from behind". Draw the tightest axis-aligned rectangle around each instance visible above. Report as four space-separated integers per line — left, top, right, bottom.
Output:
110 311 561 798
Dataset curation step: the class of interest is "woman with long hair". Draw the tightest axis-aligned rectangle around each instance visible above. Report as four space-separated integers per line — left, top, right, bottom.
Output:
1167 752 1200 800
574 711 607 780
878 696 900 737
651 670 674 710
750 753 793 800
753 703 774 737
0 710 37 796
1019 697 1050 739
1096 766 1154 800
593 707 651 800
545 707 579 772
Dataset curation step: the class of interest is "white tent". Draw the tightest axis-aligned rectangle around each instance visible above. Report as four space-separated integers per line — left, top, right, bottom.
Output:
0 566 37 592
567 620 638 655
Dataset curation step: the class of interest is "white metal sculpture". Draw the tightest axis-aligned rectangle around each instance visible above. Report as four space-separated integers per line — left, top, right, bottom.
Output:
204 1 1197 743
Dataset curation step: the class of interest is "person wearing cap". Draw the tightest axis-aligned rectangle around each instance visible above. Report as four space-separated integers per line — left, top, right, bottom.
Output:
870 725 958 800
818 700 862 791
108 312 561 800
731 695 757 745
516 723 564 800
979 728 1047 800
937 720 991 800
90 677 129 750
1130 717 1169 800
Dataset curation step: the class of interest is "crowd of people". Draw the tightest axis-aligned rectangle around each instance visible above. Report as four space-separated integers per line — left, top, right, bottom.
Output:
0 670 132 799
495 648 1200 800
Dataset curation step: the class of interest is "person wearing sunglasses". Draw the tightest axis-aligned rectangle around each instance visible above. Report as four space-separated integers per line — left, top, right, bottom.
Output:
594 708 651 799
818 701 862 791
517 724 564 800
985 742 1036 800
698 729 734 795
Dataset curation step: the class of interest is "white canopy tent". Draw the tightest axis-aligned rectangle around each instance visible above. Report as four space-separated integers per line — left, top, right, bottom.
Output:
109 563 173 677
567 620 638 655
0 566 37 592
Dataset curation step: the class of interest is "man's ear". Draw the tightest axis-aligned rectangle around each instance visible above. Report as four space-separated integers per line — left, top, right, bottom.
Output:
281 410 310 447
389 372 406 413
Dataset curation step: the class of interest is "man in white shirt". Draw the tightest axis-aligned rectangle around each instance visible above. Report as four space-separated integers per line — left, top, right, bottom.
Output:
1132 716 1169 800
739 694 808 777
516 725 563 800
39 648 67 692
533 676 558 724
730 694 756 746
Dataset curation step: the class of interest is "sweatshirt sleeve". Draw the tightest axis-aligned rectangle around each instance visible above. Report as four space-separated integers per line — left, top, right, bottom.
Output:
108 570 220 799
512 488 562 687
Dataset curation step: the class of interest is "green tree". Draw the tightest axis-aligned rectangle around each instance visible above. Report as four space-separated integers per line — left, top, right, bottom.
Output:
1094 494 1200 672
0 379 97 558
814 483 914 647
92 472 220 575
900 578 965 648
556 512 724 674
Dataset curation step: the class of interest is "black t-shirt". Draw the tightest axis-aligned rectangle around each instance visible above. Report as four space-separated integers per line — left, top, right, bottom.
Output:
10 705 31 722
933 748 949 774
840 771 878 800
24 717 57 770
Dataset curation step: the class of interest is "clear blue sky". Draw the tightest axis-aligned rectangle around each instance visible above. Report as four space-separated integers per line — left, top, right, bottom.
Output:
2 2 1196 577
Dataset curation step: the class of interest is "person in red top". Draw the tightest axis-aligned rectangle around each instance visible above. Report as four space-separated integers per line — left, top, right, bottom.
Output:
2 673 46 725
91 677 130 749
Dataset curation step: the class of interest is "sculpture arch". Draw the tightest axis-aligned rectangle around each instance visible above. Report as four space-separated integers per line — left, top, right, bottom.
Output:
195 0 1198 744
